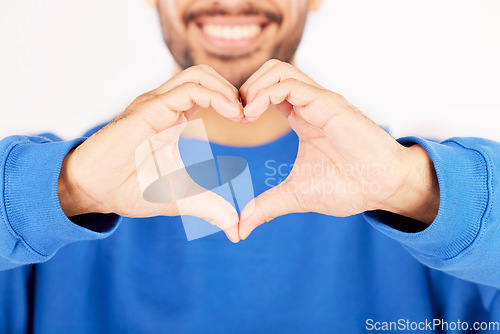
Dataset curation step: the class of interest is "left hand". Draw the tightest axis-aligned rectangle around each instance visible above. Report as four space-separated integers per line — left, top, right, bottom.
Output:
238 60 439 240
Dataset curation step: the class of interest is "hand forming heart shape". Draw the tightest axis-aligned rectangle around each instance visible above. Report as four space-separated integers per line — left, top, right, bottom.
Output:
237 60 437 239
59 60 439 243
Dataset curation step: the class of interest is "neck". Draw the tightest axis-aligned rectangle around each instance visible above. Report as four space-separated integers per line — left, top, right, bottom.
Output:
182 106 291 146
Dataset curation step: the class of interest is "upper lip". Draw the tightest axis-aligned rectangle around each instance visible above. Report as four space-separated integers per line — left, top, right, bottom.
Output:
183 4 283 27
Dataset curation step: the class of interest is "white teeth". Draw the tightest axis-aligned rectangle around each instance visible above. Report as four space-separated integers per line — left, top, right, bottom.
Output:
202 24 262 40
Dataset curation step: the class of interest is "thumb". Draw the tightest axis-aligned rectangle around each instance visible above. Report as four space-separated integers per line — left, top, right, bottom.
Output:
176 189 240 243
239 182 302 240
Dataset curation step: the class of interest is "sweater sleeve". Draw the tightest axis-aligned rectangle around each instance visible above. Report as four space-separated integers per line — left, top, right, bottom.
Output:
364 136 500 289
0 134 120 271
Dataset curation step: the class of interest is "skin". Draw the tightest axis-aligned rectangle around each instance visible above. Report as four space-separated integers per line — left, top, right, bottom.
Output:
150 0 318 145
237 60 439 239
152 0 316 88
58 0 440 243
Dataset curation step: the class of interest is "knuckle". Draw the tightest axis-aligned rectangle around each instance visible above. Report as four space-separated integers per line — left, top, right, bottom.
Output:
197 64 214 72
329 91 346 102
132 93 154 105
183 65 204 78
276 61 289 69
184 65 198 73
177 81 198 90
266 59 281 66
281 78 298 85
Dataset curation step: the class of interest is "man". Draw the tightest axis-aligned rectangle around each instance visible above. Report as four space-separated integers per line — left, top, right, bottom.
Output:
0 0 499 333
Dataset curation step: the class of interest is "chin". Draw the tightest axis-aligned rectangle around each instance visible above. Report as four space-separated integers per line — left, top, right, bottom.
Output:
225 71 253 89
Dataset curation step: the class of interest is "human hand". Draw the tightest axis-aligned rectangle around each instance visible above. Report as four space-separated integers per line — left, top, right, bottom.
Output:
58 65 244 242
238 60 439 240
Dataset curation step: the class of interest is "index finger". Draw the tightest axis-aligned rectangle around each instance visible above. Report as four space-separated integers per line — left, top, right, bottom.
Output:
152 65 241 106
240 60 320 104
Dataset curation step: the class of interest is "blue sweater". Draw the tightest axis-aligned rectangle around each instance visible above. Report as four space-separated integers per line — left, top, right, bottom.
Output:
0 126 499 333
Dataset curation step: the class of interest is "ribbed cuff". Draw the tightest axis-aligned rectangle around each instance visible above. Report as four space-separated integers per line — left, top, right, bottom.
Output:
2 137 120 262
364 137 489 261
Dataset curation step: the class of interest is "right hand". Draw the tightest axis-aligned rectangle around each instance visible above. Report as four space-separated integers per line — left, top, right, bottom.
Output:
58 65 244 242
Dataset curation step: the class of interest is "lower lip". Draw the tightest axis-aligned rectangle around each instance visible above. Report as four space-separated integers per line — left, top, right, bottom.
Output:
196 24 267 50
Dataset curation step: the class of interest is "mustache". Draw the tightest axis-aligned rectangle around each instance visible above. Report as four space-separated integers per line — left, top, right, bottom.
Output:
183 4 283 26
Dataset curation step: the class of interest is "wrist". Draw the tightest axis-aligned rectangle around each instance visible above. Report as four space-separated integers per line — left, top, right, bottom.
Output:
58 149 103 217
379 144 440 224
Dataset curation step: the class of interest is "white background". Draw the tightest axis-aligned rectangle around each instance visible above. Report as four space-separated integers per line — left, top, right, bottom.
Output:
1 0 499 141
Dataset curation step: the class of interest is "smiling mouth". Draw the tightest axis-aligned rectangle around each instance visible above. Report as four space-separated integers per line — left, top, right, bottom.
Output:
202 24 262 41
194 15 272 50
